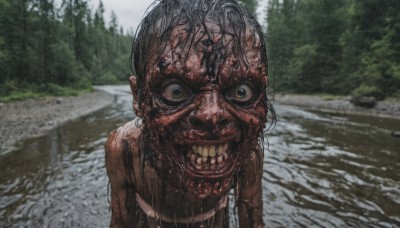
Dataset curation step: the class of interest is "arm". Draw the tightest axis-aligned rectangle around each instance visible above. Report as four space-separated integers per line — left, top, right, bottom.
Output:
237 147 265 228
105 129 137 227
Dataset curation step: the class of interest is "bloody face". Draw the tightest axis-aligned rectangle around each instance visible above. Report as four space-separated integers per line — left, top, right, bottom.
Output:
136 16 268 199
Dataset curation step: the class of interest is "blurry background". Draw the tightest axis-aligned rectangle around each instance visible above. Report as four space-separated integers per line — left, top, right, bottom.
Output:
1 0 399 101
0 0 399 227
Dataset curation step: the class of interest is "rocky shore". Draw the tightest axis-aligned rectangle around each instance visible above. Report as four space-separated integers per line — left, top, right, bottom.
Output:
273 94 400 119
0 89 114 155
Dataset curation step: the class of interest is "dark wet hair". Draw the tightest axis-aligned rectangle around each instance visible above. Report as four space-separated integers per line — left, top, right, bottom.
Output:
130 0 268 109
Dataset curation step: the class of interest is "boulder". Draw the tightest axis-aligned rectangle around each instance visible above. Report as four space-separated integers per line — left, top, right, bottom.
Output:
392 131 400 138
350 96 377 108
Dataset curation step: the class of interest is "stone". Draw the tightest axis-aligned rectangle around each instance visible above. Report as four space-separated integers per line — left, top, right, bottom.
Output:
391 131 400 138
350 96 377 108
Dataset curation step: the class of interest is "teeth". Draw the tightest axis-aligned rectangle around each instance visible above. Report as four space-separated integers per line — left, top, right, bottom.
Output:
189 143 230 168
191 154 196 162
209 146 216 157
222 143 228 153
217 145 223 155
202 146 209 158
192 143 229 158
210 157 216 165
197 146 203 156
217 155 223 164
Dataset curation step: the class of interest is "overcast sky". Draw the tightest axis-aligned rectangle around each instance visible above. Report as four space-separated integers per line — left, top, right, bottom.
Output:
88 0 154 32
88 0 268 32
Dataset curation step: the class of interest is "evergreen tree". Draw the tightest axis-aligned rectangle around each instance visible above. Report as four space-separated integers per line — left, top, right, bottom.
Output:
0 0 134 100
341 0 400 99
266 0 400 98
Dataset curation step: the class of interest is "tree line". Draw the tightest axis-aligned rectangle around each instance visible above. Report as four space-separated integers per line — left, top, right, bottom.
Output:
266 0 400 99
3 0 397 101
0 0 132 100
0 0 258 101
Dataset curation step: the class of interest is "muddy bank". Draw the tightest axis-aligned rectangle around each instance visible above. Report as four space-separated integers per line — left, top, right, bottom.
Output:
0 89 114 155
273 94 400 119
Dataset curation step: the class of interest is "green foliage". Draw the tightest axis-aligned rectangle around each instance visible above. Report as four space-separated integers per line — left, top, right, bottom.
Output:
351 84 383 99
0 79 91 102
0 0 132 100
266 0 400 99
95 71 119 85
0 91 42 102
46 83 85 96
288 44 319 92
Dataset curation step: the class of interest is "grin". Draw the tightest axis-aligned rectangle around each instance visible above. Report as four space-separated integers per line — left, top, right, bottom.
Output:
168 134 242 180
187 143 230 171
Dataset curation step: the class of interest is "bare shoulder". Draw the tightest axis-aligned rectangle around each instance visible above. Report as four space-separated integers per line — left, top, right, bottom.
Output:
105 118 142 227
105 118 142 180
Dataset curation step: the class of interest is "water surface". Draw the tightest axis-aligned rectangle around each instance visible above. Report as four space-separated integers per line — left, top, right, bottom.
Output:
1 86 399 227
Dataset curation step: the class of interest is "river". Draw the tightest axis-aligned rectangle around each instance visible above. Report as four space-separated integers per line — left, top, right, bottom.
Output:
0 86 399 227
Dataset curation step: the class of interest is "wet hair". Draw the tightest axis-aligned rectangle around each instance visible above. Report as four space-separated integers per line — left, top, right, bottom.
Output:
130 0 269 111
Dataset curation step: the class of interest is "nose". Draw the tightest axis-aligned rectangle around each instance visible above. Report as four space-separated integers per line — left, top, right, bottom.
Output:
188 90 231 130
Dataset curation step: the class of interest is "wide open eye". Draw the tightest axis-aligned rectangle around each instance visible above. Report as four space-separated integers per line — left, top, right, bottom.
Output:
161 82 191 104
226 83 254 104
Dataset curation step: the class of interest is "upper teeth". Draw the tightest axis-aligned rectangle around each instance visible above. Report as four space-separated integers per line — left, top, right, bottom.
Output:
192 143 229 158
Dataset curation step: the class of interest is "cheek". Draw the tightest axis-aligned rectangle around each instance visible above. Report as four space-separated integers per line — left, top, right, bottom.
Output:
225 103 267 134
146 103 197 133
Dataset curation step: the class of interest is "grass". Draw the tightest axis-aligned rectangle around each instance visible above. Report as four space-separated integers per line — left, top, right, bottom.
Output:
0 84 93 103
277 92 346 101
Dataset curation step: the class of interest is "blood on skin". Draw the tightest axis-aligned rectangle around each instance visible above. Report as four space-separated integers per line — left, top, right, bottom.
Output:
105 0 275 227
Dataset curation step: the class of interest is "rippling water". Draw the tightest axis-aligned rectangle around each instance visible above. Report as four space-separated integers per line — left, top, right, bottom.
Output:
1 86 399 227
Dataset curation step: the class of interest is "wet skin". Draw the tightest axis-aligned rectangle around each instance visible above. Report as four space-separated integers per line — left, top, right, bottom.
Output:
105 18 268 227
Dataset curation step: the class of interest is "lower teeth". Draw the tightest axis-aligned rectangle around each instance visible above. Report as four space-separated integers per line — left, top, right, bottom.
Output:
189 151 228 170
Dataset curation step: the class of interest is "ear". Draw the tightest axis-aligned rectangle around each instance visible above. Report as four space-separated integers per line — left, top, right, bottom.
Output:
129 76 142 117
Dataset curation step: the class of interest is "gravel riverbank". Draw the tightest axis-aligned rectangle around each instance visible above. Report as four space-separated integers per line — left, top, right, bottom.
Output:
273 94 400 119
0 89 114 155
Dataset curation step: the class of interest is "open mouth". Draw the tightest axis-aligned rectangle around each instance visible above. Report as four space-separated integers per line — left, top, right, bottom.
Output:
167 130 242 183
165 134 242 198
187 143 230 171
174 141 239 179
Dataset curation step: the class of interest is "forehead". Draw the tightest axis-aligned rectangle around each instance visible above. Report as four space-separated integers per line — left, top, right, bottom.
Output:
146 15 266 86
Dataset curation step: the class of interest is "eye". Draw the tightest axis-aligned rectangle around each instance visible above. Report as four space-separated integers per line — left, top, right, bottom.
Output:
161 82 191 103
226 83 254 104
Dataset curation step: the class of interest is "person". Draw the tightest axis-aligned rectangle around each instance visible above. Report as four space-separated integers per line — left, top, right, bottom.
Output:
105 0 275 227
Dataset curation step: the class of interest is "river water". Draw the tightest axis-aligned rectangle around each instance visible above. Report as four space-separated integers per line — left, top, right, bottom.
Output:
1 86 399 227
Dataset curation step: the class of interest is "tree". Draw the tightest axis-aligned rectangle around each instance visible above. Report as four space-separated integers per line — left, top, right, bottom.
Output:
239 0 258 16
0 0 144 99
0 0 10 83
341 0 400 99
267 0 400 98
267 0 305 92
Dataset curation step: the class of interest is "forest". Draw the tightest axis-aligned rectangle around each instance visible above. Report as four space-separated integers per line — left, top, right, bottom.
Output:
0 0 132 101
267 0 400 99
0 0 399 101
